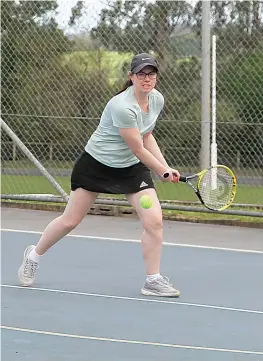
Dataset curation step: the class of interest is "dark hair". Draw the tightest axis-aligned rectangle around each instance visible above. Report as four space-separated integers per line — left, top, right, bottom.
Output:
115 79 133 95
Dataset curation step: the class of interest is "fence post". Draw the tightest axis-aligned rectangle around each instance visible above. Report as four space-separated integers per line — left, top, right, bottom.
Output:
201 0 211 170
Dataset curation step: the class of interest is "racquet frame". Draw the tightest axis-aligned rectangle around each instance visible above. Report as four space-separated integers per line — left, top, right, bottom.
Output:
178 165 237 211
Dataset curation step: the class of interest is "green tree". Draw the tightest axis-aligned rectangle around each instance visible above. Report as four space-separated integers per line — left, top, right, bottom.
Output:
1 0 68 115
194 1 263 54
1 1 106 141
90 1 193 70
219 53 263 124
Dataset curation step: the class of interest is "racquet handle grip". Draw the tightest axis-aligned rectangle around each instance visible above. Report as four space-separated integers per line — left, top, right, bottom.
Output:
178 175 187 182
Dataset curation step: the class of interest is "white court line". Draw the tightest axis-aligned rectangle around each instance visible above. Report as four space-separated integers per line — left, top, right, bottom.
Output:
2 284 263 315
2 228 263 254
2 325 263 355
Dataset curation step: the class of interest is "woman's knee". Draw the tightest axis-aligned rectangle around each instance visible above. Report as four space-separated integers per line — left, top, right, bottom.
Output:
60 215 82 231
142 214 163 234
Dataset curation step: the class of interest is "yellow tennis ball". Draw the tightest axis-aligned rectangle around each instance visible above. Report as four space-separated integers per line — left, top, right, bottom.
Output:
140 195 153 209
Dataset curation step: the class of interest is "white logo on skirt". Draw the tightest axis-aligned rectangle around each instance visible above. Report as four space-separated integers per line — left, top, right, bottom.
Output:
140 181 148 188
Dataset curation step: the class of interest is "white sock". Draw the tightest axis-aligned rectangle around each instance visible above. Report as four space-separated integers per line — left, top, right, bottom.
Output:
147 273 161 282
28 248 41 263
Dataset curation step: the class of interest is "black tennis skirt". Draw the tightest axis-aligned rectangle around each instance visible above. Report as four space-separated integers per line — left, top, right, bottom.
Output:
71 151 155 194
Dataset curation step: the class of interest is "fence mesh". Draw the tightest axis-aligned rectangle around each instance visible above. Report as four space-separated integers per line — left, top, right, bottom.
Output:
1 0 263 210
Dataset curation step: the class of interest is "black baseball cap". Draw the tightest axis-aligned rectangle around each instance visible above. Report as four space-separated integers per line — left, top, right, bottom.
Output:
131 53 158 74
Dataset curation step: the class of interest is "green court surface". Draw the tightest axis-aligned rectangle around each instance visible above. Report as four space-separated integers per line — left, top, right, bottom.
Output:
2 174 263 206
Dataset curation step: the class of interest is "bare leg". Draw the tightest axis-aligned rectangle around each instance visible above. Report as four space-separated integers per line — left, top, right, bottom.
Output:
36 188 98 255
18 188 97 286
126 188 163 275
126 188 180 297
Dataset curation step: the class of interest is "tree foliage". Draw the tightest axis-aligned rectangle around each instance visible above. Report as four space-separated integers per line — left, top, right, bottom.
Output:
91 1 193 69
1 1 67 114
1 0 262 166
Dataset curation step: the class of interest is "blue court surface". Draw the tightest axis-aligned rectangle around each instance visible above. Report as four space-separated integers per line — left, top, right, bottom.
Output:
1 216 263 361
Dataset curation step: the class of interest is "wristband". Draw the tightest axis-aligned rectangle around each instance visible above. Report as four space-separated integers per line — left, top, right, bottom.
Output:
162 171 170 179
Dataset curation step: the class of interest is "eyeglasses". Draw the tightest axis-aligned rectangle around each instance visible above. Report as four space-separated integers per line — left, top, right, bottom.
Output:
136 72 157 80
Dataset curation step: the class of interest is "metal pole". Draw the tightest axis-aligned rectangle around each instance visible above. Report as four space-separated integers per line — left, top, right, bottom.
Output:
201 0 211 170
1 118 68 202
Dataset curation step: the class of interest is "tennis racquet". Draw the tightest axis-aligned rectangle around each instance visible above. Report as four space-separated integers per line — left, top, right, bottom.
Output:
177 165 237 211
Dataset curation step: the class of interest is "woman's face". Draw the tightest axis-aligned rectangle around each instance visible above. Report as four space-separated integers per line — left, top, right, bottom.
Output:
130 66 157 93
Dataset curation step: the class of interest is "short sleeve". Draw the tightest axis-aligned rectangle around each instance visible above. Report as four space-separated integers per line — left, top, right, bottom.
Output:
111 102 138 129
156 92 164 111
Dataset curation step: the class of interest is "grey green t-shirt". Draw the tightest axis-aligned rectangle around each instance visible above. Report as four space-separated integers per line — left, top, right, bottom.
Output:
85 85 164 168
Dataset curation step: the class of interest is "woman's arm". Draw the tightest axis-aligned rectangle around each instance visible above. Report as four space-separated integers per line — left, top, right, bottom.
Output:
143 132 180 180
119 128 171 179
112 103 178 180
143 132 168 167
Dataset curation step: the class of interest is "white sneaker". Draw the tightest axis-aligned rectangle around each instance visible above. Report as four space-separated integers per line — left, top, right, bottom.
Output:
18 245 39 287
141 275 180 297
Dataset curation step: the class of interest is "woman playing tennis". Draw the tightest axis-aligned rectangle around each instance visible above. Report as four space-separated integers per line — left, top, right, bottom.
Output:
18 53 181 297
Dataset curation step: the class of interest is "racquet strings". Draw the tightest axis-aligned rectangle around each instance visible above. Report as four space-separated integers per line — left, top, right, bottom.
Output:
198 167 235 210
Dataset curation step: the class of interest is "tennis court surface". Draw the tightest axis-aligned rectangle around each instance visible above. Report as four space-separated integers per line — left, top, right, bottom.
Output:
1 208 263 361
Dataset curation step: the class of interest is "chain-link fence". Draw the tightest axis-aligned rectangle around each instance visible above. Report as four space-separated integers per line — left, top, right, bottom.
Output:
1 0 263 215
